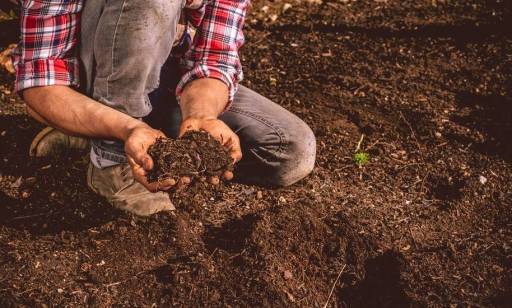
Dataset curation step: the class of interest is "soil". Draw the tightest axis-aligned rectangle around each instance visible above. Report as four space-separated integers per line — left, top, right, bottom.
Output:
147 131 233 183
1 0 511 307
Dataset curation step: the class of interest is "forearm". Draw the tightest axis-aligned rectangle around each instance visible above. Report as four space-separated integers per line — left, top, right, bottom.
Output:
23 85 147 141
180 78 229 120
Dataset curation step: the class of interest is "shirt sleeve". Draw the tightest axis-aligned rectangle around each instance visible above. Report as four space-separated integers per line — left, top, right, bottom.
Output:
13 0 83 93
176 0 249 107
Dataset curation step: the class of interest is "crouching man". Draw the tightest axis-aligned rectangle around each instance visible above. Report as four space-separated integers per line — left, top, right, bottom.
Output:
13 0 316 216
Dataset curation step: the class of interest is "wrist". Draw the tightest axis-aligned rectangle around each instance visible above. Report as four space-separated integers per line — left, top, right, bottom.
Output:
120 119 150 141
180 78 228 119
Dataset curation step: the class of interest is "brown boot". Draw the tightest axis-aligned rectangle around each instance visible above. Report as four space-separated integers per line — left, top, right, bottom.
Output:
29 127 90 157
86 162 175 216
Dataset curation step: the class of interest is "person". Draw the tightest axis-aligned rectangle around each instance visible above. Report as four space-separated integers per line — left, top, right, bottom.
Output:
11 0 316 216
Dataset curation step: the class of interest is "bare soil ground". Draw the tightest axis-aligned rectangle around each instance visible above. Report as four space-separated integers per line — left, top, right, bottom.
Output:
0 0 511 307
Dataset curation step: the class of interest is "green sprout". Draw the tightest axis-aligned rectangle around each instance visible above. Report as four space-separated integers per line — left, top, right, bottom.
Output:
353 152 369 167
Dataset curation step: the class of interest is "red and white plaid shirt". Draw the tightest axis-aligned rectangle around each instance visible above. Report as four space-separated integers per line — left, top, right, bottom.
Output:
13 0 248 104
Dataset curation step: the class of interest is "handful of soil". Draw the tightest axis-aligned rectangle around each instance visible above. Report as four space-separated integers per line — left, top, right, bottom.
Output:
147 130 234 184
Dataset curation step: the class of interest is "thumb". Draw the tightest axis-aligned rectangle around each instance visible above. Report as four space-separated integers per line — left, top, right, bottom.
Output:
130 147 153 171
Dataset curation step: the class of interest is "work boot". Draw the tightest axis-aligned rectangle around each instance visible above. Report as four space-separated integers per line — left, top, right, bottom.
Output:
86 162 175 216
29 126 90 157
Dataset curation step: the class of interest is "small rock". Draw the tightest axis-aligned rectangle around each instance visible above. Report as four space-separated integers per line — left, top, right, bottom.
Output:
57 288 64 294
283 270 293 280
96 260 106 266
434 131 442 138
40 164 52 170
284 290 295 302
256 191 263 199
269 14 278 22
80 263 92 272
269 76 277 86
282 3 292 13
278 196 287 203
479 175 487 185
401 244 411 252
11 176 22 188
0 130 6 136
242 188 255 195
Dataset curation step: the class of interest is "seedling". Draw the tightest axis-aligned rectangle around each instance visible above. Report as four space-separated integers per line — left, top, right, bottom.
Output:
353 134 369 168
354 151 369 167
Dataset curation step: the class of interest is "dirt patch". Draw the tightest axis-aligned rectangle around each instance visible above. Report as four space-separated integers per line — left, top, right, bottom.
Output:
153 202 385 306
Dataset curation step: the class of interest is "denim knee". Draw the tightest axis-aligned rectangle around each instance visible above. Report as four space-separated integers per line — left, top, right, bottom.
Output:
270 121 316 187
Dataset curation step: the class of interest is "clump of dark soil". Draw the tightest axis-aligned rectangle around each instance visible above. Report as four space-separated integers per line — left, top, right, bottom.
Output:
147 130 233 183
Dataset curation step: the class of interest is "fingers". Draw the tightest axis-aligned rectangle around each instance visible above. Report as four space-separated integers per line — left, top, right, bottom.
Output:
128 156 159 192
209 176 220 185
222 170 234 181
158 178 177 191
224 135 242 163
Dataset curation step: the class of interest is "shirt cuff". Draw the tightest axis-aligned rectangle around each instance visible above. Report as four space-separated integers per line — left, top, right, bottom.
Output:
14 58 80 93
176 64 239 110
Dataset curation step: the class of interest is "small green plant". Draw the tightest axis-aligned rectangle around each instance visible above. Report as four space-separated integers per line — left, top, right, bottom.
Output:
353 152 369 167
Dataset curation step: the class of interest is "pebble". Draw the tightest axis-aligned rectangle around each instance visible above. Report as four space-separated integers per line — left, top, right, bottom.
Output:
11 176 22 188
283 270 293 280
80 263 92 272
282 3 292 13
278 196 287 203
434 131 442 138
401 245 411 251
479 175 487 185
256 191 263 199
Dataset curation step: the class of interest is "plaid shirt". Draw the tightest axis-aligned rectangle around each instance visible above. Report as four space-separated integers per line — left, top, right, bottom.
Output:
13 0 248 104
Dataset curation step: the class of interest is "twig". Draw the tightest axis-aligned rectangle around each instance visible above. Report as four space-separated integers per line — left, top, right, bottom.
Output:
398 111 421 150
355 134 365 152
103 270 149 288
323 264 346 308
11 212 49 220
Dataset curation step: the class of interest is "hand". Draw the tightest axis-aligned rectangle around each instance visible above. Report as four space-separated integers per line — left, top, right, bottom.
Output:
124 124 185 192
180 117 242 183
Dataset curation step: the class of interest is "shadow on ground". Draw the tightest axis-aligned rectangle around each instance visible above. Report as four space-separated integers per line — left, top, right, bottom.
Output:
448 92 512 162
339 250 413 307
0 114 120 235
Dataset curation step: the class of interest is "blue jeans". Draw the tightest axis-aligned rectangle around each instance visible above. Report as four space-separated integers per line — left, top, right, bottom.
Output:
80 0 316 186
